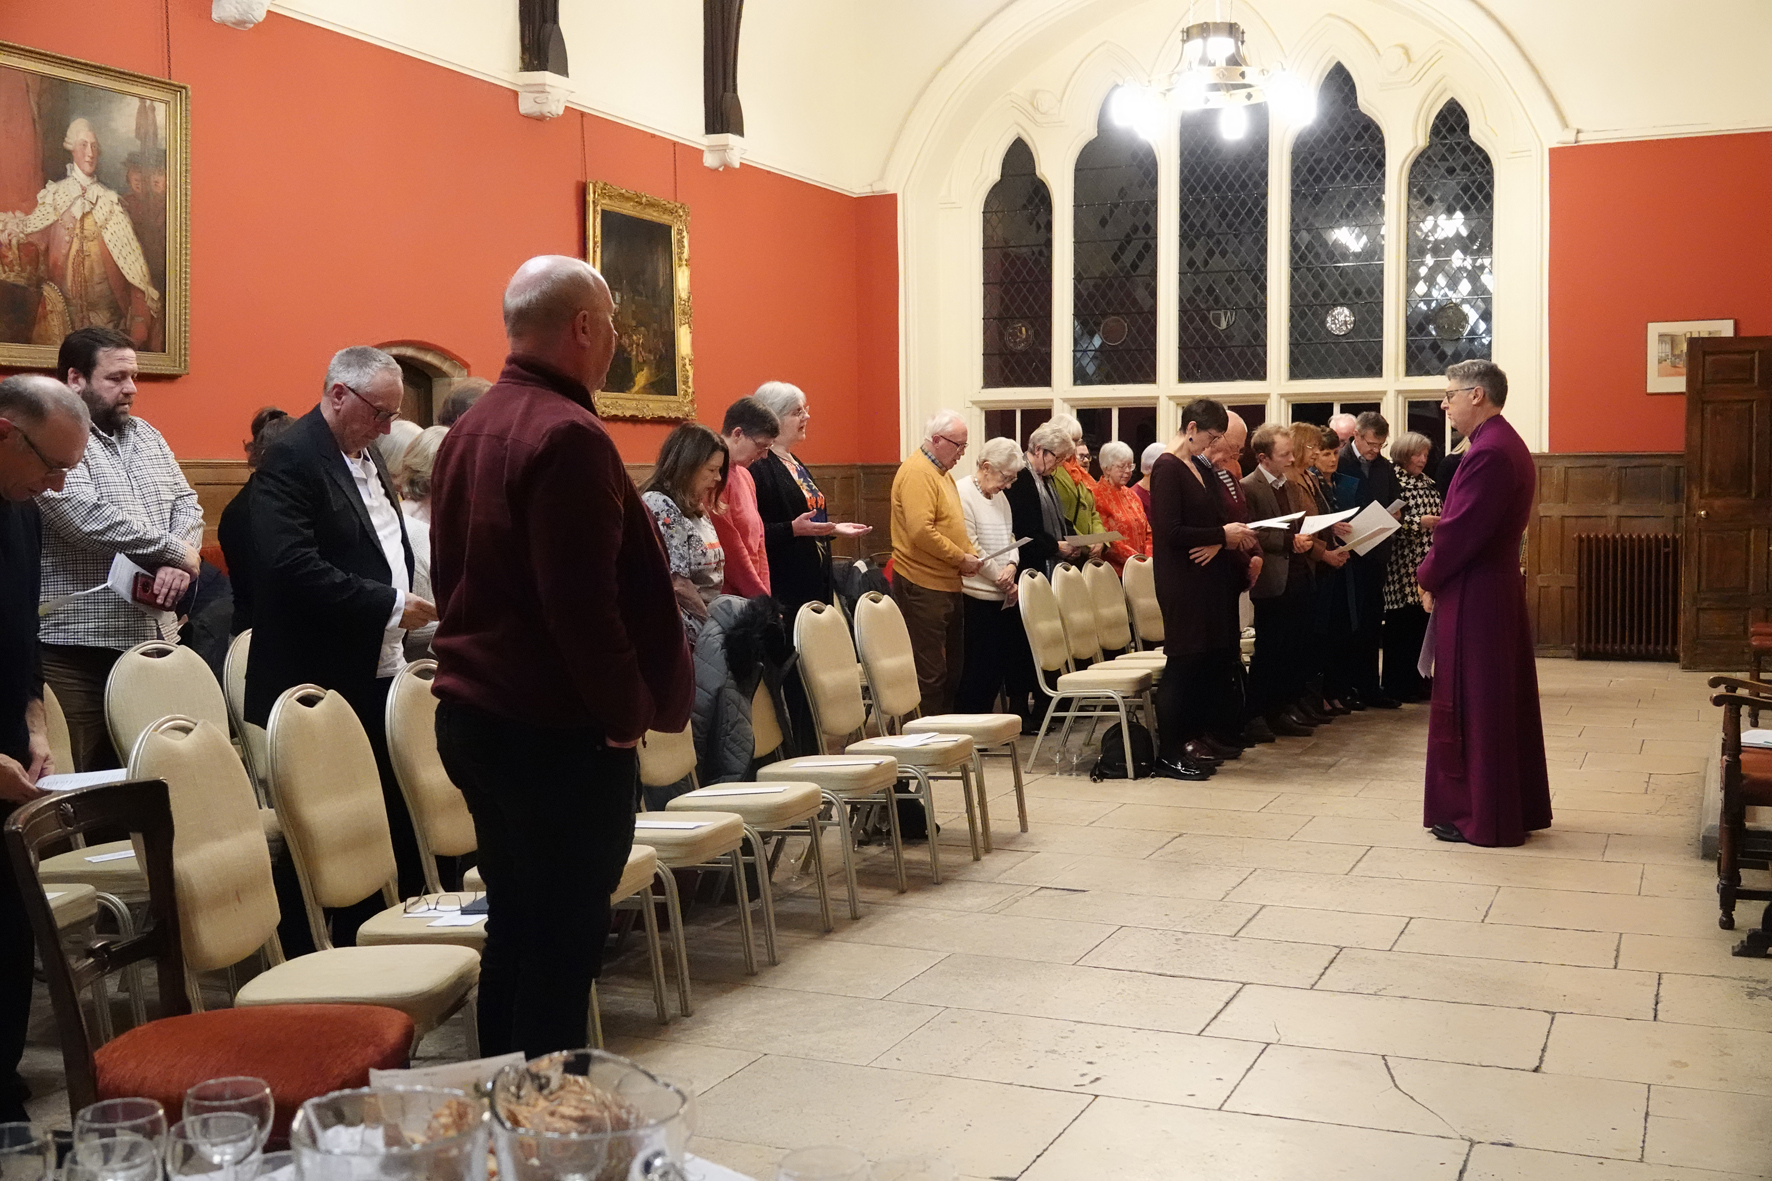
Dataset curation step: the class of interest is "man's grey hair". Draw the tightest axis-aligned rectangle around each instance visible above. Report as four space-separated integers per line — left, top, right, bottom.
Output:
1027 421 1075 458
1354 410 1389 438
1048 412 1082 442
1327 412 1357 440
921 409 966 445
503 255 605 337
1390 431 1433 466
324 345 400 395
1140 441 1165 473
753 381 806 424
1099 440 1134 469
1446 359 1509 408
0 374 89 431
976 436 1027 477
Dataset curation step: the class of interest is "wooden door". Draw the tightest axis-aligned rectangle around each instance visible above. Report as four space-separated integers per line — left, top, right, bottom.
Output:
1682 336 1772 669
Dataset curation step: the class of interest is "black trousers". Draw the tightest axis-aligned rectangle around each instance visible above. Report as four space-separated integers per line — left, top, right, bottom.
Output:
1157 647 1241 760
435 699 637 1058
1314 566 1354 702
955 595 1026 714
1248 583 1309 720
1347 560 1387 699
0 804 32 1122
1382 604 1431 701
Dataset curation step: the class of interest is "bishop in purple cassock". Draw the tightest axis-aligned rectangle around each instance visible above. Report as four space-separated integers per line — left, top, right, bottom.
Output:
1416 361 1550 847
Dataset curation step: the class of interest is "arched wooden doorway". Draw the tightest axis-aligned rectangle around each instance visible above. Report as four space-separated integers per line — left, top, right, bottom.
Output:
377 342 469 426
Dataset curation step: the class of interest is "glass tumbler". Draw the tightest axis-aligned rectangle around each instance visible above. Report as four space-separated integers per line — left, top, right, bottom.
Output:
0 1124 54 1181
74 1099 168 1153
166 1113 262 1181
290 1087 487 1181
490 1050 693 1181
184 1078 274 1149
65 1132 160 1181
775 1146 869 1181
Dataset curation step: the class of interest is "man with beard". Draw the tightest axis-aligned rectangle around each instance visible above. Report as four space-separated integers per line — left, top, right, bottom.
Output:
37 325 201 771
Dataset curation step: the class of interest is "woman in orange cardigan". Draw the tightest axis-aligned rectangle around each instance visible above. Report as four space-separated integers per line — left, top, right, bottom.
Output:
1092 439 1152 572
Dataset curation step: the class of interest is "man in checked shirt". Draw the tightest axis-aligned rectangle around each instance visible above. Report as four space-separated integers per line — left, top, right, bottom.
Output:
37 325 201 771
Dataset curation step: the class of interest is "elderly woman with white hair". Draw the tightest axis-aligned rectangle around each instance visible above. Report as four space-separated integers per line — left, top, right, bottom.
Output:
1381 429 1444 703
1001 420 1089 728
1091 439 1152 572
954 436 1033 714
1134 441 1165 515
889 408 983 716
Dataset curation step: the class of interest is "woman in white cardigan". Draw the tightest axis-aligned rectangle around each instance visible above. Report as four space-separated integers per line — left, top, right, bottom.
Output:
953 436 1030 715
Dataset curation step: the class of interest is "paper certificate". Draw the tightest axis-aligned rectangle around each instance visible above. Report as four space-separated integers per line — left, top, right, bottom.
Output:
1063 531 1124 547
1246 511 1305 530
1344 501 1401 555
1298 507 1358 535
978 537 1031 564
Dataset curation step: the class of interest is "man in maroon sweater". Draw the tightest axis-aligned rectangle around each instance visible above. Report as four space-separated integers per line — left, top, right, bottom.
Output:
429 255 693 1057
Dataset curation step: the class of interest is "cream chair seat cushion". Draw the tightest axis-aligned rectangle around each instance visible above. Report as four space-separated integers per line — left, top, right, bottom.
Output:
666 782 823 827
37 841 146 894
632 812 745 866
903 714 1022 747
354 893 487 952
758 755 898 796
460 844 658 902
234 944 479 1035
848 733 973 770
1055 667 1153 694
46 882 99 929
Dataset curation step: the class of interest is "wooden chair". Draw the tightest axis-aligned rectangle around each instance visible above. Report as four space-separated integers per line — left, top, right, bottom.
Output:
1708 674 1772 956
4 779 415 1143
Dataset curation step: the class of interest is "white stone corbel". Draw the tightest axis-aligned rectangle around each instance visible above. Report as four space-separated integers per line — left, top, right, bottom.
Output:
211 0 268 30
515 71 571 120
703 133 746 171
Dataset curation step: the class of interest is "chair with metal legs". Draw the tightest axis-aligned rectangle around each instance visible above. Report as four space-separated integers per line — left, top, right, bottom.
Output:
1017 570 1155 774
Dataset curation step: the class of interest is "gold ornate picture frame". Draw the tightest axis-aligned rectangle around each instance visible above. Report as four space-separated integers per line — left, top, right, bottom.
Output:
0 41 189 374
586 180 694 420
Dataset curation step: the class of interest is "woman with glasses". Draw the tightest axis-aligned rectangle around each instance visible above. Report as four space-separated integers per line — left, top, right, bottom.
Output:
1091 440 1151 573
1382 431 1445 703
642 423 730 642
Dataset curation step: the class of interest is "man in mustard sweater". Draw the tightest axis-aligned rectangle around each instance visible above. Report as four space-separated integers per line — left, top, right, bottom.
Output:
890 409 981 716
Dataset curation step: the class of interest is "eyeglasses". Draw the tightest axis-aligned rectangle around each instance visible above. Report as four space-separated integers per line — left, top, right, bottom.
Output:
8 421 71 476
934 433 968 452
1445 386 1481 400
343 384 399 425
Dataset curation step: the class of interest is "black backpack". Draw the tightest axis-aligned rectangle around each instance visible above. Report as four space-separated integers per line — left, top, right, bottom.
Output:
1090 722 1156 780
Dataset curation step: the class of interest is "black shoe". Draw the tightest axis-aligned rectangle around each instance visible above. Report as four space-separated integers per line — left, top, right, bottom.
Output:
1183 740 1221 768
1344 695 1368 712
1241 718 1277 744
1430 823 1467 843
1365 695 1403 710
1155 756 1212 782
1321 698 1352 716
1294 702 1333 725
1202 735 1244 761
1280 708 1320 730
1266 712 1314 738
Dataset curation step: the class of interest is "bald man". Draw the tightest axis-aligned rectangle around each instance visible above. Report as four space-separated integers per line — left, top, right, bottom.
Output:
429 256 693 1057
0 374 89 1122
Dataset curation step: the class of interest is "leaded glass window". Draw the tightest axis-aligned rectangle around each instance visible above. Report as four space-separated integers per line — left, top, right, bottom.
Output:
982 139 1053 388
1178 106 1267 383
1289 64 1385 380
1405 100 1494 375
1073 95 1158 386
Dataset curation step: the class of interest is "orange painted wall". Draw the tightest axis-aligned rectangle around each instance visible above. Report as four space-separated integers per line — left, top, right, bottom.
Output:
0 3 900 465
1548 131 1772 453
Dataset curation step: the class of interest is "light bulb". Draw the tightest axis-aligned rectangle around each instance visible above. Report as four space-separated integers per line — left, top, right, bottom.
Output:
1109 84 1145 128
1182 36 1205 67
1206 35 1235 63
1219 103 1249 139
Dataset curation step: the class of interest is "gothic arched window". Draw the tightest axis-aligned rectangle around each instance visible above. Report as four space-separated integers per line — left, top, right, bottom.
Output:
982 138 1053 388
1177 105 1268 383
1405 99 1494 375
1073 93 1158 386
1289 64 1385 380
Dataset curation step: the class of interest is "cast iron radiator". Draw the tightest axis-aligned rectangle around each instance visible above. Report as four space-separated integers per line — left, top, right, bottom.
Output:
1573 533 1681 660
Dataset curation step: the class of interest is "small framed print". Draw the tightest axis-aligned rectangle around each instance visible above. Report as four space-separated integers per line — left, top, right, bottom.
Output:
1647 319 1734 394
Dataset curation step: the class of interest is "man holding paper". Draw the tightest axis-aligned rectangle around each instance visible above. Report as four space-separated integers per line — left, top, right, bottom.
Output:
1336 412 1402 710
1242 424 1319 739
0 373 91 1123
1416 361 1549 846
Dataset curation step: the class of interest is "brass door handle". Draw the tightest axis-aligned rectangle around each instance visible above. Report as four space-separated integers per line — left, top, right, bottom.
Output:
1698 510 1709 519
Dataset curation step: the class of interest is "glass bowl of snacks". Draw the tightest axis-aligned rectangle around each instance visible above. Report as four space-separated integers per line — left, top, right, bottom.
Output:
489 1050 694 1181
289 1086 487 1181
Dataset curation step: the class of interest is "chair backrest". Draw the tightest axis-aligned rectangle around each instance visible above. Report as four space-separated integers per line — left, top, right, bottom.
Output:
267 685 397 949
106 640 230 764
794 600 867 748
1083 560 1133 652
1122 554 1164 646
222 630 270 803
385 662 476 893
851 592 922 722
1050 563 1100 663
638 721 699 789
752 680 784 759
129 716 279 978
42 684 73 775
4 777 190 1114
1239 589 1255 631
1017 570 1071 675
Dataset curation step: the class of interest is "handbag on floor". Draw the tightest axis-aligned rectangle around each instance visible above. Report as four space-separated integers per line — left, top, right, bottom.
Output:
1090 722 1155 780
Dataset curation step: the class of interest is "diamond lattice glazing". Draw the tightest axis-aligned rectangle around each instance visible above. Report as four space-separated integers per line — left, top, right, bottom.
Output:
1177 106 1269 383
983 138 1054 388
1404 100 1495 376
1074 101 1159 386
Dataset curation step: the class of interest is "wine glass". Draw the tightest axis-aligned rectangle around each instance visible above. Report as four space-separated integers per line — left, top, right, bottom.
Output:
166 1114 260 1181
74 1099 168 1153
184 1078 274 1149
776 1146 869 1181
66 1132 160 1181
0 1123 55 1181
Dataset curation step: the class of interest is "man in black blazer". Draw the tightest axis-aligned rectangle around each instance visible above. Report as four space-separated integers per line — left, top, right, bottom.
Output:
1336 410 1402 709
246 346 437 941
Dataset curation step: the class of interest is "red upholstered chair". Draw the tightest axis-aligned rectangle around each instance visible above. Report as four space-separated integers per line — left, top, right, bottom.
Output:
1708 676 1772 957
5 779 414 1145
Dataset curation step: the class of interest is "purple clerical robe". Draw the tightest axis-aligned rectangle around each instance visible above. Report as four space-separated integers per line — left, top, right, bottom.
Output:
1416 413 1550 846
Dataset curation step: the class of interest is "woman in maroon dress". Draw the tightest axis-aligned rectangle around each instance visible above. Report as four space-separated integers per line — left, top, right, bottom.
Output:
1149 398 1254 781
1417 361 1550 846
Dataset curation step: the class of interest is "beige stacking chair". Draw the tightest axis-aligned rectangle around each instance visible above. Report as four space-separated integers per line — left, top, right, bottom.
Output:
222 631 270 802
1081 560 1168 674
381 662 475 893
1018 569 1155 774
130 714 479 1043
36 686 151 908
792 600 973 884
1054 563 1165 679
851 591 1027 849
42 684 72 776
1121 554 1165 651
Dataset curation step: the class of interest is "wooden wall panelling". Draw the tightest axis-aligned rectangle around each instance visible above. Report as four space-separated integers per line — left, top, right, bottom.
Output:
1527 453 1684 656
179 459 250 548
